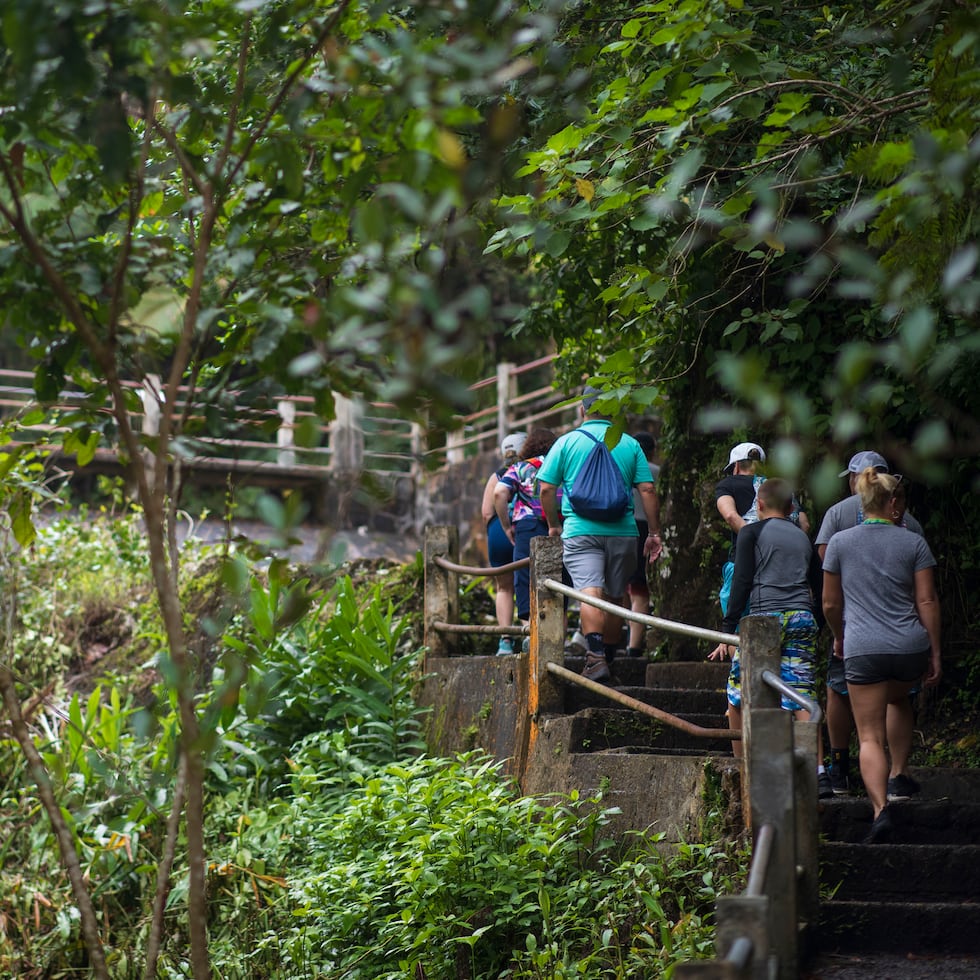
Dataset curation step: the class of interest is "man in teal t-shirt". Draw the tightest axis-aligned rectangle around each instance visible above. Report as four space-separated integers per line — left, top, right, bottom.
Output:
539 387 662 684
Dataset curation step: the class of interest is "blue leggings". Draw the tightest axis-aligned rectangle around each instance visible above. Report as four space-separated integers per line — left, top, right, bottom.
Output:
513 517 549 620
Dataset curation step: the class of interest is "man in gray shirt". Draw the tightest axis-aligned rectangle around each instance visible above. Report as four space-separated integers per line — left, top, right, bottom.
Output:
709 479 823 764
815 450 924 795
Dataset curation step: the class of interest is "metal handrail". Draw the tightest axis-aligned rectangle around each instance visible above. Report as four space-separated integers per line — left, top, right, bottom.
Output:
546 662 740 740
761 668 823 725
542 577 740 647
745 823 775 897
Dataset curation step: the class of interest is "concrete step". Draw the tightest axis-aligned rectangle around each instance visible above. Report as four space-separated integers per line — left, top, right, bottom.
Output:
821 843 980 901
566 683 729 716
561 653 648 688
562 706 733 754
646 660 731 690
819 899 980 955
819 796 980 845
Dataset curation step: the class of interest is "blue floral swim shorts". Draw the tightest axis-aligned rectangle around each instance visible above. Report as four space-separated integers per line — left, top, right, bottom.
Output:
727 609 818 711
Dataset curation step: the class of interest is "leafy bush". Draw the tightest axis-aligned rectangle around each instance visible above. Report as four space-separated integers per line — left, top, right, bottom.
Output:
205 569 427 789
275 754 734 980
3 510 153 691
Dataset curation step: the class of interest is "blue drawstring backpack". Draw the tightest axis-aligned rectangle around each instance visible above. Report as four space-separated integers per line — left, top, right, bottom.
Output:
566 428 631 521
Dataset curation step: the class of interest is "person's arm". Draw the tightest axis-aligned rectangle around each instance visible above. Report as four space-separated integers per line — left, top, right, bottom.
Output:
914 566 942 687
716 494 744 533
709 524 755 660
817 543 827 561
796 510 811 535
540 481 562 536
822 570 844 660
481 472 498 524
494 481 515 541
722 524 756 634
636 481 662 561
807 546 825 629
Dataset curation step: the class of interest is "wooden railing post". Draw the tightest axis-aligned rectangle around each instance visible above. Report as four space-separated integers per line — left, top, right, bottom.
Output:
423 525 458 660
409 421 425 482
496 361 514 450
329 393 364 471
528 535 565 716
794 716 820 957
446 427 464 465
277 399 296 467
741 614 798 979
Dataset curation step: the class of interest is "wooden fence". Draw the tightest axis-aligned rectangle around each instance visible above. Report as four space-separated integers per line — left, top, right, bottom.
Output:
0 355 577 485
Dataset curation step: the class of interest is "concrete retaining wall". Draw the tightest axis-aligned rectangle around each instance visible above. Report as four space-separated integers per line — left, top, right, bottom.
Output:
416 651 742 842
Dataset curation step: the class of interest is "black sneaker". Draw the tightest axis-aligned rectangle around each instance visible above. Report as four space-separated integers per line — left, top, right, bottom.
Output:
863 806 894 844
581 654 611 684
887 773 921 802
829 766 852 796
817 772 834 800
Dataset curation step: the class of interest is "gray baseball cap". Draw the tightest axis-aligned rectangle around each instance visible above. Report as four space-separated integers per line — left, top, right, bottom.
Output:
839 450 888 477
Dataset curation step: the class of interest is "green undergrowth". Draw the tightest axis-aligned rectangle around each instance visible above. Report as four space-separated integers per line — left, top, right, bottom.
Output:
0 510 744 978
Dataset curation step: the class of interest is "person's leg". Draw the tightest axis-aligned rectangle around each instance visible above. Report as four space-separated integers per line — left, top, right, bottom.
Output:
495 581 514 627
602 593 628 661
726 649 743 759
847 681 891 817
885 684 917 778
512 518 540 624
601 537 637 659
578 586 605 637
627 530 649 654
727 703 743 758
826 653 854 792
487 517 515 637
627 584 649 653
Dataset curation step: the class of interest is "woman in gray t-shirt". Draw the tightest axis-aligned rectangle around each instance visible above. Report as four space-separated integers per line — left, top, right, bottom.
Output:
822 469 942 843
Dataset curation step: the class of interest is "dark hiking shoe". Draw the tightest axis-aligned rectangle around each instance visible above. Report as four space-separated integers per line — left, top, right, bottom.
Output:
887 773 921 802
817 771 834 800
829 766 852 796
863 806 894 844
581 654 611 684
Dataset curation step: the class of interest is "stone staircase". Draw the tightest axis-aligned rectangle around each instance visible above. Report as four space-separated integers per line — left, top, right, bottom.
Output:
816 767 980 959
520 657 739 839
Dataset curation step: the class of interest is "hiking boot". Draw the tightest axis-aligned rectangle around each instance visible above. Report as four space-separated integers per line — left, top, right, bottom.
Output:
496 638 514 656
817 771 834 800
887 773 921 802
564 630 587 655
863 806 894 844
581 654 611 684
829 766 852 796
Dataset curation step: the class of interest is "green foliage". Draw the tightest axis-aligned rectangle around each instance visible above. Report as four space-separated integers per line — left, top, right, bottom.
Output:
208 569 427 785
3 509 152 691
489 0 980 484
281 755 734 979
0 0 573 442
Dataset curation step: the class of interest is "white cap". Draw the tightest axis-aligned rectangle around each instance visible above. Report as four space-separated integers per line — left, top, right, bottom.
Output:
723 442 766 473
501 432 527 458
